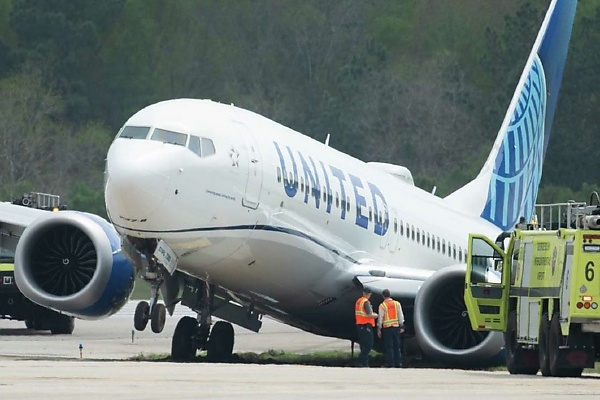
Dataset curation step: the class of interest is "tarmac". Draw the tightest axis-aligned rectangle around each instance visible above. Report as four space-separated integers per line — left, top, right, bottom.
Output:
1 302 600 399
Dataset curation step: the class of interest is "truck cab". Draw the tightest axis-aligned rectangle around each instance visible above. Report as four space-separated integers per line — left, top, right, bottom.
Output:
464 196 600 377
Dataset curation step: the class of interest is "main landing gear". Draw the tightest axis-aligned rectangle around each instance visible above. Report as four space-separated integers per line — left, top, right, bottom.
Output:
170 279 235 362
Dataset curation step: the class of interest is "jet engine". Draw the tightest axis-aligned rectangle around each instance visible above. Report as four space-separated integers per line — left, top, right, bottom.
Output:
14 211 135 319
413 265 504 366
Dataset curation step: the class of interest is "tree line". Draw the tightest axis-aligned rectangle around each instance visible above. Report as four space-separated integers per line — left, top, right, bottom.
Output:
0 0 598 216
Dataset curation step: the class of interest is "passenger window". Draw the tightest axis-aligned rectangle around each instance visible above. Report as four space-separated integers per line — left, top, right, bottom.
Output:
400 221 404 236
201 138 216 156
416 228 420 243
394 218 398 233
118 126 150 139
369 207 373 222
151 128 187 146
437 237 440 252
459 247 463 262
442 240 446 255
300 177 305 193
346 197 351 212
427 233 430 248
411 225 415 241
453 244 457 259
277 167 282 183
335 192 339 208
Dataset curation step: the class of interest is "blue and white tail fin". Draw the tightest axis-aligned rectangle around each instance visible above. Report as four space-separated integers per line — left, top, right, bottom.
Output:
445 0 577 231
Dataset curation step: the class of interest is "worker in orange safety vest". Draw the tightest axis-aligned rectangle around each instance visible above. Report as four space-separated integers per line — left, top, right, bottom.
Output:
355 287 379 367
377 288 405 368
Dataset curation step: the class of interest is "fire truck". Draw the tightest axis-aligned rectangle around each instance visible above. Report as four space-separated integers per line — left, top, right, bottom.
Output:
464 194 600 377
0 192 75 334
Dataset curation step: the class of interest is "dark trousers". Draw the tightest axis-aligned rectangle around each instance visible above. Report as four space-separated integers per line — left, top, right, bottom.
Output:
382 326 402 367
356 324 374 367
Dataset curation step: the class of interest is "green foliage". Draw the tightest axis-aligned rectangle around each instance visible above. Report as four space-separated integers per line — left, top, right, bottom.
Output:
69 182 106 217
0 0 597 209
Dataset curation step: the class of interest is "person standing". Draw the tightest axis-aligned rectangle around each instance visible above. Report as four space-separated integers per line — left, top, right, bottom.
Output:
354 287 378 367
377 289 405 368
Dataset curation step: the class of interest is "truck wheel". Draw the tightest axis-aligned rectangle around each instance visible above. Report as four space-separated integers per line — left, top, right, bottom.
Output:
538 312 551 376
50 314 75 334
505 310 538 375
548 312 565 376
549 313 583 377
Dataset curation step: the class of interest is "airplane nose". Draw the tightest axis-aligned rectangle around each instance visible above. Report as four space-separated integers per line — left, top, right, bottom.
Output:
105 141 173 221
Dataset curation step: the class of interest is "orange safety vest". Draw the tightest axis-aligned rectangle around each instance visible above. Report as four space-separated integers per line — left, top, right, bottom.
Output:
355 296 375 326
380 298 400 328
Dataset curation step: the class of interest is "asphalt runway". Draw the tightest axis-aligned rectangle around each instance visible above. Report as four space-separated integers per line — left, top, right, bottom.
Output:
0 301 349 359
1 302 600 399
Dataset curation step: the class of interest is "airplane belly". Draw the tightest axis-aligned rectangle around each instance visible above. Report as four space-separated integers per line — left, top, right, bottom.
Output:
176 227 353 313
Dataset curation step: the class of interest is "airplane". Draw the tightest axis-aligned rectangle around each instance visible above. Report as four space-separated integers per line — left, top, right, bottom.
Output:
7 0 576 365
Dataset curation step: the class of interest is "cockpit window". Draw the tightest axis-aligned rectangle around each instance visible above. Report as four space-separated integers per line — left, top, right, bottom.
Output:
201 138 215 157
189 135 201 156
187 136 216 157
151 128 187 146
118 126 150 139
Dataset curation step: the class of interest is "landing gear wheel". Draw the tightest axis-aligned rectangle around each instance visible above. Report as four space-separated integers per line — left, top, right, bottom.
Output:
150 303 166 333
207 321 234 362
171 316 198 361
538 312 551 376
134 301 150 331
548 313 583 377
505 310 538 375
50 314 75 334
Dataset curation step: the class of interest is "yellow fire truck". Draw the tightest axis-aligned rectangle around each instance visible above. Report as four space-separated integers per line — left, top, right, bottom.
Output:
464 196 600 377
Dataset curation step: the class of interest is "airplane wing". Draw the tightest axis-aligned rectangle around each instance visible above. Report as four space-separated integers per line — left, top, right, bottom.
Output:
351 263 434 299
0 202 49 251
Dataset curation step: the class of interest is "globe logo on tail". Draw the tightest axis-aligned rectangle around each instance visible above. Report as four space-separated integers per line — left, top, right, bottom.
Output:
482 55 546 231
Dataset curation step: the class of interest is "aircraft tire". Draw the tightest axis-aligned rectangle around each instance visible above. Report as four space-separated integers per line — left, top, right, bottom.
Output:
150 303 166 333
207 321 234 362
171 316 198 361
538 312 551 376
505 310 538 375
134 301 150 331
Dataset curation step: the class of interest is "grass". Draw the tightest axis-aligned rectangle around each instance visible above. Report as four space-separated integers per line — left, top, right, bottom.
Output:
127 350 443 368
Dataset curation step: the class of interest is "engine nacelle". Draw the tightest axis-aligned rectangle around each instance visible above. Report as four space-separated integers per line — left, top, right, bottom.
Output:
413 264 504 366
14 211 135 320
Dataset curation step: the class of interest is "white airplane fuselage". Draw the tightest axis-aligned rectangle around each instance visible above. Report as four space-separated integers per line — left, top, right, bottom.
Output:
105 99 501 337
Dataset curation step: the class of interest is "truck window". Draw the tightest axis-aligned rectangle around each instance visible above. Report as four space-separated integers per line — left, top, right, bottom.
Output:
470 237 502 284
